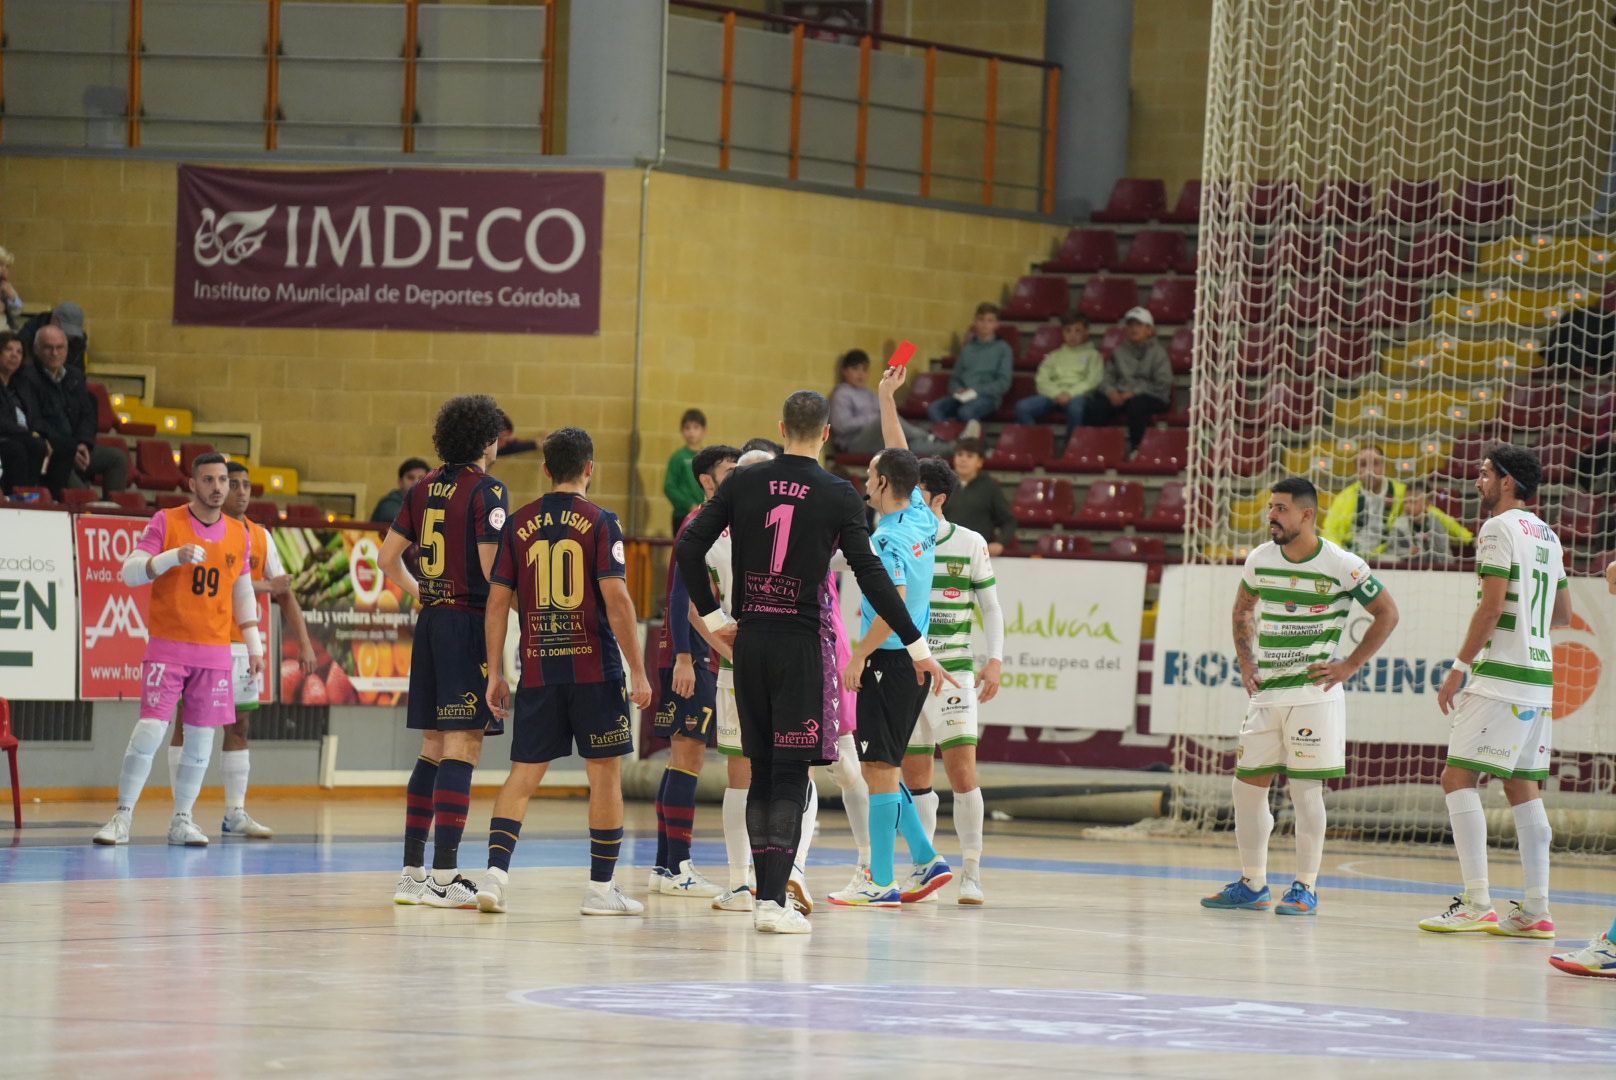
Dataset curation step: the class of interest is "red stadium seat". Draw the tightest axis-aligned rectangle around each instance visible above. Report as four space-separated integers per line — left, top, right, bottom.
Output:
1175 243 1198 274
1404 233 1470 278
899 372 951 419
931 420 965 443
1226 427 1272 479
1246 180 1302 225
1238 278 1278 323
1438 435 1494 484
1498 384 1562 430
155 493 188 510
1011 477 1075 526
1283 278 1327 324
178 441 216 474
1078 276 1139 324
1575 388 1615 438
1118 428 1189 475
1260 383 1313 429
88 382 118 433
1146 277 1196 324
284 503 327 526
1332 231 1391 278
1163 385 1192 427
1311 179 1374 223
992 373 1038 422
1159 179 1202 224
994 323 1022 358
832 452 872 468
1021 324 1065 369
1168 326 1194 374
1538 437 1588 486
246 499 282 525
1235 328 1298 381
1042 228 1117 273
1558 491 1604 546
135 439 187 491
1452 178 1514 225
1045 427 1127 473
1098 325 1126 357
1115 231 1189 274
1066 480 1145 528
7 486 58 509
1138 481 1187 531
59 488 98 509
1261 228 1324 276
1034 533 1093 559
985 425 1055 471
1315 328 1375 382
1091 178 1167 223
108 491 150 515
1002 276 1070 322
1350 278 1422 326
1384 178 1442 224
1102 535 1169 582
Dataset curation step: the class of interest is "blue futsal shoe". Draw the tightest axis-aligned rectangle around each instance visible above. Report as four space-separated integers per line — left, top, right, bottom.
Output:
1200 878 1273 910
1275 880 1318 916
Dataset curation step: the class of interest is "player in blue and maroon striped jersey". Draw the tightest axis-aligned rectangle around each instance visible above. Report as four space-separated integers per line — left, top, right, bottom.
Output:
475 427 654 917
379 394 511 911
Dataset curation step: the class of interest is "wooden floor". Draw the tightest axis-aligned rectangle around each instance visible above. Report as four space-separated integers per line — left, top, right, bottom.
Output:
1 795 1612 1079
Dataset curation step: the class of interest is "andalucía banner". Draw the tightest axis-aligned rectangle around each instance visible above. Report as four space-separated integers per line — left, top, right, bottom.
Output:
173 166 604 334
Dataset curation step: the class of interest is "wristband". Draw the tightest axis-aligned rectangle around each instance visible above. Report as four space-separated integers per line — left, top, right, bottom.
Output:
1448 659 1470 677
905 638 933 662
701 609 730 633
240 625 264 659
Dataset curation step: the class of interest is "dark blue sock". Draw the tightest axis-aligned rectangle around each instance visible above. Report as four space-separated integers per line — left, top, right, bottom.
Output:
487 816 522 873
402 755 438 868
590 827 624 883
653 769 670 870
663 767 699 869
430 758 474 872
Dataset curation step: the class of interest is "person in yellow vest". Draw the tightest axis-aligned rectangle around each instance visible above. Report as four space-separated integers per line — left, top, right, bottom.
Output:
1384 477 1475 561
1321 446 1408 555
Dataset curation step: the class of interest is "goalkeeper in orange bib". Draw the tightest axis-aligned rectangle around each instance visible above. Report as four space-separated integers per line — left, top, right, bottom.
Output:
93 453 264 847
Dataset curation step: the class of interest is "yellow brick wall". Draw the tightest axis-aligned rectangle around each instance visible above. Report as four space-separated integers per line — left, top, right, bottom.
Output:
1129 0 1212 199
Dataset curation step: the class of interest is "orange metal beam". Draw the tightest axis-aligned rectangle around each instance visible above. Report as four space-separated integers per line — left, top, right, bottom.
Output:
981 56 998 206
719 11 735 170
1041 65 1060 215
265 0 281 150
401 0 419 153
854 33 871 189
126 0 143 148
920 46 935 198
788 23 804 180
541 0 557 154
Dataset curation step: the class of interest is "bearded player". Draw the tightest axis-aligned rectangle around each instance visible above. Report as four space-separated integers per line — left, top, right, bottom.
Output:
93 454 264 846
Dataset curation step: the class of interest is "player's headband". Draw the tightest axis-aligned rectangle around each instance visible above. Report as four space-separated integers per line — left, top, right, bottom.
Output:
1489 455 1515 487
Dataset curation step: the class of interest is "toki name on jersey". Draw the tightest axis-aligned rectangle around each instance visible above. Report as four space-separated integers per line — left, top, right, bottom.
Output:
518 510 595 540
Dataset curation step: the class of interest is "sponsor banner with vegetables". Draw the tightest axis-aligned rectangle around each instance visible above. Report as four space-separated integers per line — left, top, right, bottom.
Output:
271 525 414 707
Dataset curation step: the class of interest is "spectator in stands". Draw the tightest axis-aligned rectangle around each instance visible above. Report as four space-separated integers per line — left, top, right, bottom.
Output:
1014 312 1103 437
370 457 431 523
1385 478 1473 561
0 246 25 331
830 349 953 456
0 331 49 494
1321 446 1406 556
665 407 707 535
946 438 1016 556
21 325 127 498
928 303 1013 437
21 300 88 372
1082 307 1172 454
495 409 540 457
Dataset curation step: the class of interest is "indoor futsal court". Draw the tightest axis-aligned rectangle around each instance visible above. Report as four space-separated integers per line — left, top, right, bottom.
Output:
2 797 1612 1077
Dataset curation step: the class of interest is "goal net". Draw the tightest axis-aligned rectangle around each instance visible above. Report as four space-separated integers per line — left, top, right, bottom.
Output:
1162 0 1616 853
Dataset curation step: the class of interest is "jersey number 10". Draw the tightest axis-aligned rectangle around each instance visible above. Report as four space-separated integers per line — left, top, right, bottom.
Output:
527 538 586 609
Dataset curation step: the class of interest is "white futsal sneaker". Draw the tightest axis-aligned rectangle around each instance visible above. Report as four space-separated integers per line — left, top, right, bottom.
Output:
476 871 508 914
420 875 479 909
581 879 645 916
1418 894 1499 933
394 869 431 905
827 864 872 905
1488 901 1555 939
648 866 673 892
958 862 985 906
712 885 755 912
660 860 724 898
167 813 209 847
754 899 811 935
221 808 274 839
92 811 131 846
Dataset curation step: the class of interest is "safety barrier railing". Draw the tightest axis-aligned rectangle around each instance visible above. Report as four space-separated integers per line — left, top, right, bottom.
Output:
667 1 1060 214
0 0 556 156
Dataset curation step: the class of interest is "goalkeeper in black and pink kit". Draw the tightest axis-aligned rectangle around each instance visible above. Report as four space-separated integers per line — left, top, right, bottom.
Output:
676 388 951 935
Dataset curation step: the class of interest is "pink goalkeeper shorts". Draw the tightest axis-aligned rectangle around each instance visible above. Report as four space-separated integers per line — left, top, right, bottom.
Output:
140 659 237 727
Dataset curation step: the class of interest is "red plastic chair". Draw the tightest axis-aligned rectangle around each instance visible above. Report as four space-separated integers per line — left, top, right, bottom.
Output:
1002 276 1070 322
1311 179 1374 223
994 324 1023 359
1349 278 1422 326
1238 278 1278 323
1045 427 1127 473
135 439 187 491
899 372 951 419
1116 231 1189 274
1159 180 1202 224
1558 491 1604 546
1438 435 1495 484
1404 233 1470 278
1138 481 1187 531
1225 427 1273 480
1498 384 1562 431
1168 326 1194 375
1066 480 1146 528
1146 277 1196 324
930 420 965 443
1246 180 1303 225
155 493 188 510
0 698 20 828
6 486 57 509
1042 228 1117 273
1021 324 1065 369
985 425 1055 471
1452 179 1514 225
1078 276 1140 324
1384 178 1442 225
992 373 1038 422
1091 178 1167 223
59 488 98 509
1011 477 1075 526
1315 328 1376 382
1575 389 1616 439
179 441 217 474
1098 325 1127 357
1118 428 1189 475
246 499 283 526
88 381 119 433
1332 231 1391 278
1103 535 1170 582
1262 228 1324 276
1034 533 1093 559
108 491 151 515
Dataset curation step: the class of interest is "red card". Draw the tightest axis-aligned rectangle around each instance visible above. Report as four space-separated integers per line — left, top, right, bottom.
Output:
888 340 916 367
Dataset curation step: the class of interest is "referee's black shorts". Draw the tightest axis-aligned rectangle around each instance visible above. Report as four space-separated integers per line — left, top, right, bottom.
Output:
733 627 832 765
854 648 930 767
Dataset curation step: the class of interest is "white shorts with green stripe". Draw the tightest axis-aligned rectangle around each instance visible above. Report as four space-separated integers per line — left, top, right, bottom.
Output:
715 671 742 757
1445 690 1550 781
910 678 977 754
1235 698 1345 780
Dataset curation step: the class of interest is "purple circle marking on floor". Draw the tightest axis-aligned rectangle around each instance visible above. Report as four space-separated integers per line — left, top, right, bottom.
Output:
516 983 1616 1063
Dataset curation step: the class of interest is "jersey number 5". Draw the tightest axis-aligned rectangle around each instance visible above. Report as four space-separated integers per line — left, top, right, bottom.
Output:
528 538 586 609
420 508 446 579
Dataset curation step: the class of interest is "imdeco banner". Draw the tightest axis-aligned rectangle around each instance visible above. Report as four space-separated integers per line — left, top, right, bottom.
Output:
173 166 603 334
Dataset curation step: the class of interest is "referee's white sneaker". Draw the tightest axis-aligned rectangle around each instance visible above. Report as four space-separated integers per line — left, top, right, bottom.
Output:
167 814 209 847
92 811 131 846
754 899 811 934
221 808 274 839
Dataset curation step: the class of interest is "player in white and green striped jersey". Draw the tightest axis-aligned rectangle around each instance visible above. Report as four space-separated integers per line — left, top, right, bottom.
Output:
899 457 1004 905
1204 476 1399 918
1421 444 1571 939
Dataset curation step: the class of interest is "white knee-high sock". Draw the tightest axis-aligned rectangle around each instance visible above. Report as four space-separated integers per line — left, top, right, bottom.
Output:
835 733 871 866
117 718 170 813
1232 779 1274 890
167 745 183 790
1287 778 1326 888
1445 787 1491 908
1512 798 1551 913
721 787 751 888
914 788 940 844
173 724 215 818
953 787 985 863
794 778 819 872
221 749 250 811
